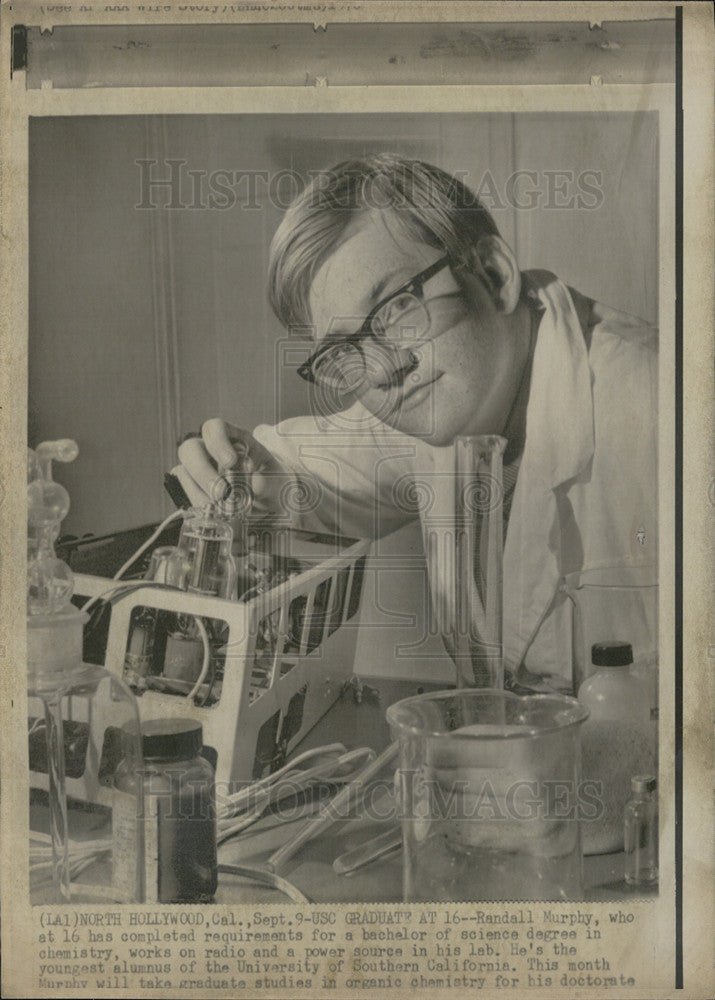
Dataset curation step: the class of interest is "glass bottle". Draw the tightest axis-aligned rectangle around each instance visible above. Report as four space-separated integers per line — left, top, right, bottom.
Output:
624 775 658 887
114 719 217 903
577 641 655 854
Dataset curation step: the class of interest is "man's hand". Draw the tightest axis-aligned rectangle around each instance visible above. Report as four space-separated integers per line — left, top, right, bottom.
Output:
171 419 291 520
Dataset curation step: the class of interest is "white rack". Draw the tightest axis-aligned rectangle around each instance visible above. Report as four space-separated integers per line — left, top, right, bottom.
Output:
29 533 370 799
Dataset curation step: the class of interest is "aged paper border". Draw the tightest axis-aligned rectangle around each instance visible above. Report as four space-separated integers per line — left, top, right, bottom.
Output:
1 2 712 998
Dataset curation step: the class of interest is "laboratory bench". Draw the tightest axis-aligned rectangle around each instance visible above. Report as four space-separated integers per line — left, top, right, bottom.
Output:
29 676 656 907
214 677 655 905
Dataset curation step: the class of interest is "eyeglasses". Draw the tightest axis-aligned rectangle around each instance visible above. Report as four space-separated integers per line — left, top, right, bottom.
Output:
297 255 452 392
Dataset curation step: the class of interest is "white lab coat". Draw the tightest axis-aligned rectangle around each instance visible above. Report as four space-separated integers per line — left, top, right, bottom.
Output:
254 274 658 678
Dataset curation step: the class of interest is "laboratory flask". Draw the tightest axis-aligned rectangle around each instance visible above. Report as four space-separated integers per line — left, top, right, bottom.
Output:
27 440 143 903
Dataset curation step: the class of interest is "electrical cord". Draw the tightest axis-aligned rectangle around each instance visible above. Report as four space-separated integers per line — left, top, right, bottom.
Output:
110 508 185 583
186 616 210 701
81 507 186 615
81 579 162 616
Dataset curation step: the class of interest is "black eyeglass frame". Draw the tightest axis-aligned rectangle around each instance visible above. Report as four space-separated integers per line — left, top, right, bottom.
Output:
297 254 452 384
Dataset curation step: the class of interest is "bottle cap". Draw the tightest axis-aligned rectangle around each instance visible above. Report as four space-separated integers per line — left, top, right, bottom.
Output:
631 775 657 795
591 641 634 666
123 718 203 760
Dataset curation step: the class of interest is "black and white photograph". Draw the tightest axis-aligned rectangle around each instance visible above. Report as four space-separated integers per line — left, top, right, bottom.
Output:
2 4 713 999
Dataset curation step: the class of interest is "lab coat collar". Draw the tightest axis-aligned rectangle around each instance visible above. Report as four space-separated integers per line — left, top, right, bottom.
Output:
502 272 595 669
521 271 595 490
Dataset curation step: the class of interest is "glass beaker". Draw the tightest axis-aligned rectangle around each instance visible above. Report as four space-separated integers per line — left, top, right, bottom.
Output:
387 689 589 902
420 435 506 688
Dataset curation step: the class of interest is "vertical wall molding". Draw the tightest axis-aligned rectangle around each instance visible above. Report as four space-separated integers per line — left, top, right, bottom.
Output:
146 116 182 485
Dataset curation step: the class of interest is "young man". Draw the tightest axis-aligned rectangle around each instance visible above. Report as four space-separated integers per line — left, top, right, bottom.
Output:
173 154 657 685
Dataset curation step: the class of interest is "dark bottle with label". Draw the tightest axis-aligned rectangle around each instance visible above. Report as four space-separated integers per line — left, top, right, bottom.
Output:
114 718 217 903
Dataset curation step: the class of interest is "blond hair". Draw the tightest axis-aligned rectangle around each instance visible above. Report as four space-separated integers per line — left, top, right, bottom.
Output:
267 153 500 329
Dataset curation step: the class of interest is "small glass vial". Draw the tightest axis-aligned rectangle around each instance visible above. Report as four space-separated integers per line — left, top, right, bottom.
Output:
624 775 658 887
114 718 217 903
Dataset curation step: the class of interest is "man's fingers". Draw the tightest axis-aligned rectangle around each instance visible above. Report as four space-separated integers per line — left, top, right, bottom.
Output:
177 436 223 497
170 465 209 508
230 432 283 475
202 420 279 475
177 420 292 519
201 419 245 468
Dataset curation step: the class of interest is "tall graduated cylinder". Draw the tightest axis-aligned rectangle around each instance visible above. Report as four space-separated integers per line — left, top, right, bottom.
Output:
418 435 506 688
387 690 589 902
